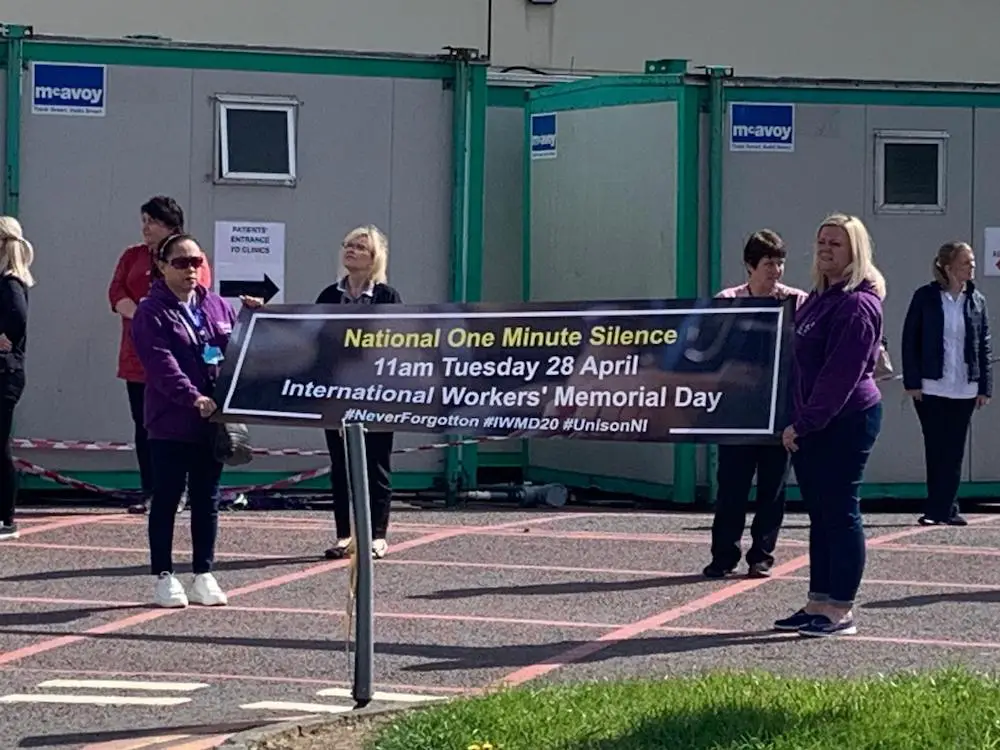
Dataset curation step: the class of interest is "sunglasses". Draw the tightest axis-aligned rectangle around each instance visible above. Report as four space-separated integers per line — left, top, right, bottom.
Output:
168 256 205 270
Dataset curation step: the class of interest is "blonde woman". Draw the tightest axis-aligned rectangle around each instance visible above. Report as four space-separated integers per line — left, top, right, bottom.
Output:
242 225 401 560
0 217 35 541
776 214 886 638
902 241 991 527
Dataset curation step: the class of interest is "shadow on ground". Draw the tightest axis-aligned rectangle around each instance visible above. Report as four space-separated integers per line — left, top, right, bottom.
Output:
566 705 832 749
0 626 789 672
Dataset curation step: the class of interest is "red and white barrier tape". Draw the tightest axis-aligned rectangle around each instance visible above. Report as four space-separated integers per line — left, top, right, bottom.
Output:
11 434 513 500
11 435 511 457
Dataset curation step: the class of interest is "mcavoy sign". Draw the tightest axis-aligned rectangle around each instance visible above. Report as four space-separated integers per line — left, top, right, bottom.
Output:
729 102 794 152
31 62 107 117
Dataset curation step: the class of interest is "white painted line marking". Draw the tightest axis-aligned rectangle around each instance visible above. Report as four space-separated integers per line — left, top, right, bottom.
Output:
240 700 352 714
316 687 448 703
37 679 209 692
0 693 191 706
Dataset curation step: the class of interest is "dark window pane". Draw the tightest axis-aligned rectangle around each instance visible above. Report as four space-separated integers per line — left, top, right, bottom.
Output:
226 108 290 175
883 142 939 205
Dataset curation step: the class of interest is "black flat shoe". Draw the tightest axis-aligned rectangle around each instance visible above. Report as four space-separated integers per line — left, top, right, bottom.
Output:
703 562 736 579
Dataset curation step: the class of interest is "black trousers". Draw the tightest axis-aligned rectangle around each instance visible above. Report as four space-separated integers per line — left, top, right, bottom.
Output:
148 439 223 575
126 381 154 496
0 370 24 526
710 443 790 568
914 394 977 521
324 429 394 540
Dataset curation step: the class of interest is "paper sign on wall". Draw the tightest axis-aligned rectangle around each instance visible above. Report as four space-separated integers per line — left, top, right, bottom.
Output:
31 62 107 116
531 112 557 160
984 228 1000 277
213 221 286 304
729 103 795 152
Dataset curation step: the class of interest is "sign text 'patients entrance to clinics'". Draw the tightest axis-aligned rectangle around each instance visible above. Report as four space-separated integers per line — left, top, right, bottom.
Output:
213 298 795 443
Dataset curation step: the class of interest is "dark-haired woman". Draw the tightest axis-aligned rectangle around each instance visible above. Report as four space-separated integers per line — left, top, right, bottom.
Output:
109 197 211 514
902 241 992 527
704 229 807 579
131 234 235 608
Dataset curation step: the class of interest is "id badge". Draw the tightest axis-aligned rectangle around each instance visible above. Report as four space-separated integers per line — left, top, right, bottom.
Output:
202 344 224 365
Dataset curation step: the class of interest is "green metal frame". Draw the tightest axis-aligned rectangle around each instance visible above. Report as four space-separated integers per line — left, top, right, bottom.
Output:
520 67 701 504
2 24 28 216
444 52 489 499
21 470 442 493
487 86 528 109
703 66 731 504
0 28 488 495
22 37 455 79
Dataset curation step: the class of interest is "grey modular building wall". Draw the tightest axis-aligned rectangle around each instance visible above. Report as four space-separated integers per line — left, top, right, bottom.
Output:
1 31 487 492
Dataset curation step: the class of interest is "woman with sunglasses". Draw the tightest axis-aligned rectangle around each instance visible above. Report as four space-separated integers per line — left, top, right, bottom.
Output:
131 234 236 608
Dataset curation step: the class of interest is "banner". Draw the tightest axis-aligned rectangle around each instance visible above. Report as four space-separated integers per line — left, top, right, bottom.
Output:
212 297 795 444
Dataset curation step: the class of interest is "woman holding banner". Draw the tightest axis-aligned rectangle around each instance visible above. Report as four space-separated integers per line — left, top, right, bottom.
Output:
902 241 991 527
703 229 807 580
108 197 211 514
132 233 235 608
777 213 886 638
242 224 401 561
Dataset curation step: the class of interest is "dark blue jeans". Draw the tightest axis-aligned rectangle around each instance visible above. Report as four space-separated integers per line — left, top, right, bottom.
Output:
148 439 223 576
792 403 882 607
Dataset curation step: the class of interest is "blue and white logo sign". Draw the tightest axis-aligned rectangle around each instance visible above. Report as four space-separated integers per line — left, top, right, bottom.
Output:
729 103 794 152
530 112 557 160
31 62 107 117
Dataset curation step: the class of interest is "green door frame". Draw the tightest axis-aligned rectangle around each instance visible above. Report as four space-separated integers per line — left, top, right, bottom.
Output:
2 24 28 216
1 28 488 494
521 67 701 504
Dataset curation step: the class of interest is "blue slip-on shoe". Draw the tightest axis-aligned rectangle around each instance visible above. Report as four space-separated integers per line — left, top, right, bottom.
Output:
773 609 821 632
798 615 857 638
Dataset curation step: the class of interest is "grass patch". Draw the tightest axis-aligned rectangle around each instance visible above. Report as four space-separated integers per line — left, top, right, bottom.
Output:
367 669 1000 749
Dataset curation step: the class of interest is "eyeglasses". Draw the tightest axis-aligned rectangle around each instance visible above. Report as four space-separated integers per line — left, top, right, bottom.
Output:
168 256 205 270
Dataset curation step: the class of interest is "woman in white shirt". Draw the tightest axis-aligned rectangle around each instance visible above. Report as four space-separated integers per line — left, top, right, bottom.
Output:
901 241 992 526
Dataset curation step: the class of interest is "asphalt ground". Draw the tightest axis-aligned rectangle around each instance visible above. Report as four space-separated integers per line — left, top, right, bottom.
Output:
2 502 1000 749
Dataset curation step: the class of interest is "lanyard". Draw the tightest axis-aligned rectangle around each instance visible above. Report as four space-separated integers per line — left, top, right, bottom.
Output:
177 302 207 347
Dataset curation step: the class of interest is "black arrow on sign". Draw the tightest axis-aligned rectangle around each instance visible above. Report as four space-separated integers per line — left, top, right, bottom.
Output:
220 275 280 303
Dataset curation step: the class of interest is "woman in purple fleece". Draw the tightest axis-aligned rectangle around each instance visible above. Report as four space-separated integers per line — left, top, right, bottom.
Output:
775 213 887 638
132 234 237 609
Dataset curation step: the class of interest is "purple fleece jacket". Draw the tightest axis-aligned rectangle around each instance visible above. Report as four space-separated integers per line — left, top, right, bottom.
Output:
131 279 237 443
791 279 883 437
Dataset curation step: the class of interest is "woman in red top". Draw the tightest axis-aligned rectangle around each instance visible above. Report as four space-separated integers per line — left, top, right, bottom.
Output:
108 197 211 513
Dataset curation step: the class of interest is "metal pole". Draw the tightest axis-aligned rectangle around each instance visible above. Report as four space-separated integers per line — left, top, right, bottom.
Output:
343 421 374 708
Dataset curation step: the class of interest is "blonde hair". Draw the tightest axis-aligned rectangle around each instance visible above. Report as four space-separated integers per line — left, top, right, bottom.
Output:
812 213 885 300
339 224 388 285
0 216 35 288
933 241 972 286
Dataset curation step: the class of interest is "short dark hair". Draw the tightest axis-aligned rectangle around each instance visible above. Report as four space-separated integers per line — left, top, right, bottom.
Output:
743 229 786 270
141 196 184 233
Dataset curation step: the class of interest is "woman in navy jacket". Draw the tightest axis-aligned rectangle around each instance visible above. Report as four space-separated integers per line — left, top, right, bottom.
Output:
901 241 992 527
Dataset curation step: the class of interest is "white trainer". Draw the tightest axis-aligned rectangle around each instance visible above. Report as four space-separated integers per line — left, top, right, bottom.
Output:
189 573 228 606
372 539 389 559
154 572 188 608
